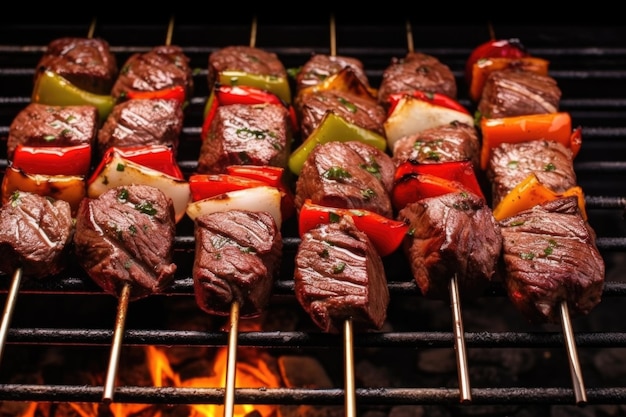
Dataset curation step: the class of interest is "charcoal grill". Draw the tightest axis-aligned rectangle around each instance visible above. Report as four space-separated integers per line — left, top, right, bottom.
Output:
0 12 626 416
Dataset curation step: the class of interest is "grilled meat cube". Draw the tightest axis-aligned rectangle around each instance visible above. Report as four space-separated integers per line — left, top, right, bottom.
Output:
295 53 371 92
391 121 480 168
294 141 395 218
397 191 503 300
6 103 98 160
477 69 561 119
0 191 73 279
295 89 386 139
193 210 282 318
499 196 605 324
487 140 577 207
35 37 118 95
197 103 292 174
111 45 194 102
208 45 288 90
97 98 184 157
73 184 177 301
294 215 389 333
378 52 457 107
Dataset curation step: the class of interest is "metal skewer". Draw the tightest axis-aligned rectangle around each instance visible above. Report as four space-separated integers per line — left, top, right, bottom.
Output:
0 267 23 364
560 300 587 405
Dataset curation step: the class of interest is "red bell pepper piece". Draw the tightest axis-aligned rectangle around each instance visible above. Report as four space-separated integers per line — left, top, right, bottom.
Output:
298 199 409 257
124 85 186 104
11 143 92 176
394 160 484 199
465 38 528 85
387 90 470 117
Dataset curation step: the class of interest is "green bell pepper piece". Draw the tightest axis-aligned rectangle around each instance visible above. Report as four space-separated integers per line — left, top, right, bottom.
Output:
32 70 115 125
218 70 292 105
288 112 388 176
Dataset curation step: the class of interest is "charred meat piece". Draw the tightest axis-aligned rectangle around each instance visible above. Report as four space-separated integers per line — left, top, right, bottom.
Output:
35 37 118 95
294 141 395 218
97 98 184 157
499 196 605 323
6 103 98 160
196 103 292 174
294 215 389 333
392 121 480 168
487 140 577 207
111 45 194 102
0 191 74 279
397 191 503 300
378 52 457 107
295 89 386 139
73 184 177 300
193 210 282 318
477 69 561 119
208 45 288 89
295 53 371 92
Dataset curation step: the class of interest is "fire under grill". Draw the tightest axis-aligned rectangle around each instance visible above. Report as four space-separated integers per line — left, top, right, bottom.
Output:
1 13 626 417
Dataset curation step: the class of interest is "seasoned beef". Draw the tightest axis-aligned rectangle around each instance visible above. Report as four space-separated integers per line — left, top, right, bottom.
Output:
0 191 73 279
477 69 561 119
294 215 389 333
295 53 371 92
295 89 386 139
294 141 395 218
35 37 118 95
73 184 177 301
499 196 605 324
111 45 194 102
397 191 503 300
208 45 288 90
487 140 577 207
196 103 292 174
193 210 282 318
6 103 98 160
392 121 480 168
378 52 457 107
97 98 184 157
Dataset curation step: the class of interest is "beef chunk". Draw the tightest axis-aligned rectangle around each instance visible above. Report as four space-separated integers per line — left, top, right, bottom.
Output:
397 192 503 300
295 89 386 139
111 45 194 102
295 141 395 218
0 191 73 279
197 103 292 174
208 45 288 89
6 103 98 160
477 69 561 119
97 98 184 157
35 37 118 95
73 184 177 300
392 121 480 168
295 54 371 92
487 140 577 207
294 215 389 333
378 52 457 107
193 210 282 318
499 196 605 324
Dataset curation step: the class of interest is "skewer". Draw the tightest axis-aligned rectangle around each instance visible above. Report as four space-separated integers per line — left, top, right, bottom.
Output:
405 18 472 403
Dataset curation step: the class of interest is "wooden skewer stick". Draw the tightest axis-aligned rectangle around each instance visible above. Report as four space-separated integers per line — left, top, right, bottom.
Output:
0 268 23 364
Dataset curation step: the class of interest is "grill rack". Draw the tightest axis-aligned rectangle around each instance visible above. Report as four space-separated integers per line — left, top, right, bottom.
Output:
1 14 626 413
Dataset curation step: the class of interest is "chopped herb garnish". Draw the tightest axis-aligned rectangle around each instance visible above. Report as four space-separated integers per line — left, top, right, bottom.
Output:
507 160 519 169
117 188 129 202
329 212 341 223
332 262 346 274
135 201 157 216
116 163 125 172
320 248 330 258
520 252 535 260
337 97 357 113
129 225 137 235
361 188 375 200
9 191 20 207
544 163 556 172
324 166 351 180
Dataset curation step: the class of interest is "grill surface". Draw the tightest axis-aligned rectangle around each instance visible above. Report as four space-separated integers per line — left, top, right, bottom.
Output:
0 13 626 415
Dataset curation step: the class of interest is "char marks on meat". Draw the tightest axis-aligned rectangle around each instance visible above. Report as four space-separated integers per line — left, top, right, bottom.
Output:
477 69 561 119
378 52 457 107
97 98 184 157
193 210 282 318
35 37 118 95
196 103 292 173
294 216 389 333
111 45 194 102
73 184 177 300
6 103 98 160
0 192 74 279
392 121 480 168
488 140 577 207
294 141 395 218
499 196 605 323
397 191 503 300
208 45 288 89
295 54 372 92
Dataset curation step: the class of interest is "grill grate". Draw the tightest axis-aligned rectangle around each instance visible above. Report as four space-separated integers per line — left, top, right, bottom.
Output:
0 14 626 414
